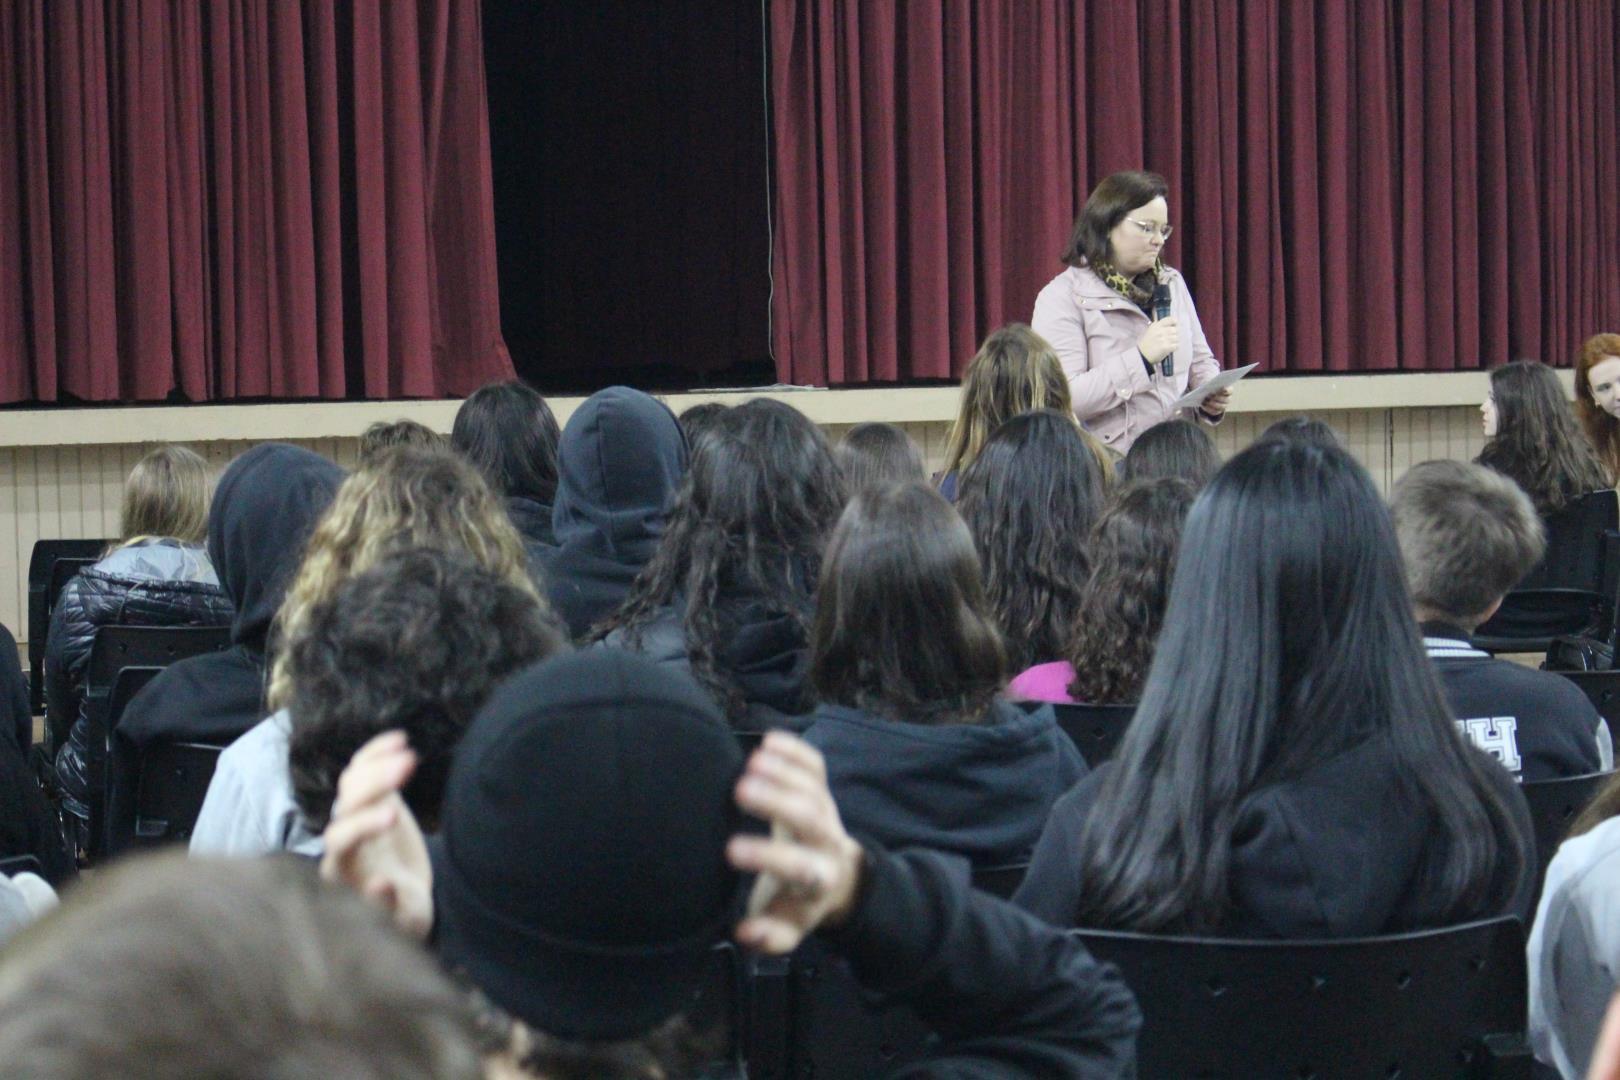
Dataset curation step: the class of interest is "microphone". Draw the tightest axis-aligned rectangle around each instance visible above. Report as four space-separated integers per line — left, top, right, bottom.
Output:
1151 284 1174 377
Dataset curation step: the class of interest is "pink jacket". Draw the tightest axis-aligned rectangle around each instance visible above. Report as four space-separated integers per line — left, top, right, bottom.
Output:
1031 264 1222 454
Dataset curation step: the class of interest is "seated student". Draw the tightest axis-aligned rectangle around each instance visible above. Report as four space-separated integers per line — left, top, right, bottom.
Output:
0 621 28 751
937 323 1079 501
542 387 689 640
46 446 232 845
958 411 1109 683
677 400 729 448
597 399 845 731
1010 478 1195 706
0 853 489 1079
0 715 73 887
1477 359 1610 519
452 380 563 555
1015 439 1534 937
834 422 926 494
1255 414 1345 448
115 445 344 764
802 483 1086 871
357 418 446 465
1392 459 1609 780
1117 419 1219 489
192 448 559 857
1529 777 1620 1077
320 650 1141 1077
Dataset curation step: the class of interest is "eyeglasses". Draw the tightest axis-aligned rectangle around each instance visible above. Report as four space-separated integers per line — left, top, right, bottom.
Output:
1125 218 1174 241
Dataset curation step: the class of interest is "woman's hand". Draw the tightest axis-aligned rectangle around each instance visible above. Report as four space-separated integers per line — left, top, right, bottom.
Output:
1138 318 1180 365
727 732 866 955
1200 388 1232 417
319 731 435 940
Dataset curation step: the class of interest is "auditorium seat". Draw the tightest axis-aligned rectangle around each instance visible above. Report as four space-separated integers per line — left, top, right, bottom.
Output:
1051 702 1135 766
25 538 110 717
1521 771 1611 920
1475 491 1619 654
1553 670 1620 754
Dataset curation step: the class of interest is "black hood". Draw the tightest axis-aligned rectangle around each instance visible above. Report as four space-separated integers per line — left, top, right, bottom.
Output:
551 387 687 564
207 444 345 649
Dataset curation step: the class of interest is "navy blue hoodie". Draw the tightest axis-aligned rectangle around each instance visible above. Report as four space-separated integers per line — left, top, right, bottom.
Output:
803 698 1087 870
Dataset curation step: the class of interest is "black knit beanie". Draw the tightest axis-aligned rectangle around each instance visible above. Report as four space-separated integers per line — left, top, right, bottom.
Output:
430 648 744 1040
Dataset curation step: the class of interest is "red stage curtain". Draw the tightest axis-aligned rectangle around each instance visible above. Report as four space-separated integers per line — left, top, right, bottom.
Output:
0 0 511 403
768 0 1620 384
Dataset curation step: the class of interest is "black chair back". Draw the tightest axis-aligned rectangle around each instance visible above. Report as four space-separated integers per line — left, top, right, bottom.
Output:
1051 702 1136 766
1555 669 1620 754
970 862 1028 900
1476 491 1619 651
1076 916 1530 1078
784 937 934 1079
25 538 109 713
0 854 44 878
1521 771 1611 918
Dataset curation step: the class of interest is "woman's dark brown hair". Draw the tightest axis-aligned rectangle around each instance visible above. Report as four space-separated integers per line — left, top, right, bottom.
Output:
812 483 1006 724
1575 332 1620 483
836 422 926 494
1477 360 1610 516
1119 419 1219 489
1061 170 1170 270
958 410 1110 671
1066 479 1196 705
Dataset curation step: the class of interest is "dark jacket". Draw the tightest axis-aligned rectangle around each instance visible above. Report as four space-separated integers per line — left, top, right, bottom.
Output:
1423 621 1607 782
803 699 1087 870
820 846 1139 1076
540 388 688 639
0 621 72 885
505 495 556 554
1015 734 1536 938
48 540 233 813
604 595 814 732
117 446 344 753
0 623 30 751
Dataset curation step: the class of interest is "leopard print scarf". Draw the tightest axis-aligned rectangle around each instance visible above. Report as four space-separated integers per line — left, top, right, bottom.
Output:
1094 257 1167 310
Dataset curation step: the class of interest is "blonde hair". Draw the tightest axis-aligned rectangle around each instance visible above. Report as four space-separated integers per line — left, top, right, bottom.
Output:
267 446 541 711
120 445 210 544
941 324 1074 479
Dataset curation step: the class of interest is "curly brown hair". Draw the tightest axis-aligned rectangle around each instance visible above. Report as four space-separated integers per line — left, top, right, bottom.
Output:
1066 478 1196 704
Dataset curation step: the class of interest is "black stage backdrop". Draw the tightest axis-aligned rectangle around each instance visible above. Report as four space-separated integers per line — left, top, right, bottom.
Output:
484 1 775 393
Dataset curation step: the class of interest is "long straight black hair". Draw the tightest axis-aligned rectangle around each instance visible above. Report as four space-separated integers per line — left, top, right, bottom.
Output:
1072 439 1528 932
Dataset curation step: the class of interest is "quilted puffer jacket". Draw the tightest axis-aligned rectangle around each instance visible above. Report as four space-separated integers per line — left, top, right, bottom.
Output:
46 539 232 817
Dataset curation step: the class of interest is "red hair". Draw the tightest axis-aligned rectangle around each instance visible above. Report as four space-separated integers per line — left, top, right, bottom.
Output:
1575 333 1620 483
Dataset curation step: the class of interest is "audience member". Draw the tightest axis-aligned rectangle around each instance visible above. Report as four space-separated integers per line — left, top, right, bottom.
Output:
320 650 1141 1076
1478 360 1609 517
0 854 489 1079
1117 419 1218 488
803 483 1085 870
677 401 730 448
192 448 550 857
0 620 32 753
1392 460 1608 780
598 399 844 731
114 445 343 770
541 387 689 640
46 446 232 847
1574 332 1620 483
1256 414 1345 448
358 419 446 465
1011 478 1195 707
835 421 926 494
937 323 1076 500
451 380 563 555
1015 439 1533 937
0 715 72 886
958 410 1109 677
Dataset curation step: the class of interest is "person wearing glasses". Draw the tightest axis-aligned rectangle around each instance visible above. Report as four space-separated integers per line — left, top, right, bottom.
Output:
1033 170 1228 454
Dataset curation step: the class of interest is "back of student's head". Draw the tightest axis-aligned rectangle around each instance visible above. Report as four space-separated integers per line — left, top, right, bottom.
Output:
957 410 1108 671
813 483 1005 723
602 399 844 718
1390 460 1546 630
268 446 539 711
1066 478 1196 705
835 422 926 494
678 401 730 448
1119 419 1219 489
451 380 562 505
1255 415 1344 450
1479 359 1609 515
358 419 446 466
120 445 210 544
0 853 484 1079
941 323 1072 479
1073 438 1526 932
287 548 565 832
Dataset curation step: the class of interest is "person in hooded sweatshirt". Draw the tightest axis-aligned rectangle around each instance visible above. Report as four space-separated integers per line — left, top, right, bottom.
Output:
540 387 688 640
802 483 1086 873
596 399 845 731
1015 438 1535 938
450 380 562 557
114 444 344 756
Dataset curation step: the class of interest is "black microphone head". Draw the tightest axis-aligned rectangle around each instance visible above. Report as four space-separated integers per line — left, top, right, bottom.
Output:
1152 283 1173 321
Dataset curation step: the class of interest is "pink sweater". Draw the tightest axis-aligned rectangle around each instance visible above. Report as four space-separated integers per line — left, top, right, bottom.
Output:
1007 661 1078 705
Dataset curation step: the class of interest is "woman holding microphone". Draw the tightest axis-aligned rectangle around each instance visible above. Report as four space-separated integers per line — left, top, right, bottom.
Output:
1033 170 1228 454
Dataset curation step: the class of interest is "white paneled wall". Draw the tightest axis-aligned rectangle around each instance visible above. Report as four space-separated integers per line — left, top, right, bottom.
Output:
0 407 1487 646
